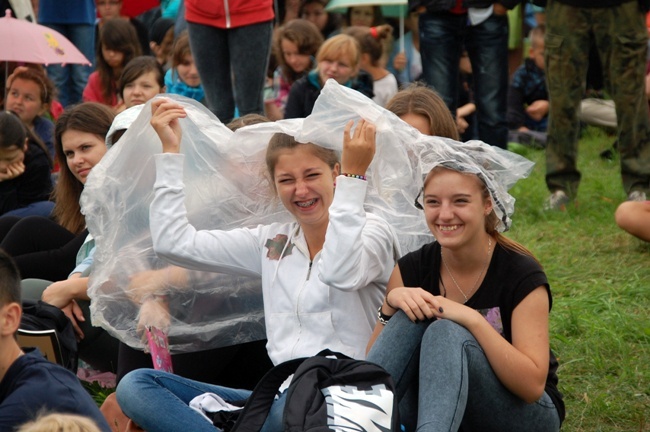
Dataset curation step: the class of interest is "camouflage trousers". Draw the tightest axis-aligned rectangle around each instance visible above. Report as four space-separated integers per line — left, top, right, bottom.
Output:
545 0 650 196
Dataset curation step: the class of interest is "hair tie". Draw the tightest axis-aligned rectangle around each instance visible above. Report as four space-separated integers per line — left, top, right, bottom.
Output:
370 26 378 39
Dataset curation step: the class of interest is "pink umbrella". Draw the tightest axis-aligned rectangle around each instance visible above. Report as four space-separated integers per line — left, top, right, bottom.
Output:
1 9 91 101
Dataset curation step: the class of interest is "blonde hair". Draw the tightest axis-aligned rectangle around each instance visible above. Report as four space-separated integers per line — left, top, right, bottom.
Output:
17 413 101 432
316 34 360 71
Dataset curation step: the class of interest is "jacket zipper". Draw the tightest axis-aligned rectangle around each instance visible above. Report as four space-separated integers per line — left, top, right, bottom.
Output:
224 0 231 28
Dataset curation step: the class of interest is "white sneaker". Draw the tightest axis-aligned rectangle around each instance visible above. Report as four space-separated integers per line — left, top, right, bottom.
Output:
544 190 570 211
627 191 646 202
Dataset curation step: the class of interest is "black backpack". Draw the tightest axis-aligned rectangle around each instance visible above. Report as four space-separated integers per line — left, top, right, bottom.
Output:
222 349 400 432
19 300 79 372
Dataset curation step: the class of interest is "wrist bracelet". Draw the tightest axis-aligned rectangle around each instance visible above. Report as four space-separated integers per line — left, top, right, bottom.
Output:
370 26 378 39
342 173 367 181
377 306 394 326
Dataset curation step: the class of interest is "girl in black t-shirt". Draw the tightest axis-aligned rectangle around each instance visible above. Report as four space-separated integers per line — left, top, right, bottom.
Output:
366 164 564 431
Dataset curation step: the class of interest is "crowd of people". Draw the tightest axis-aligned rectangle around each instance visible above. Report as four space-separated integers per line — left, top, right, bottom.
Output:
0 0 648 431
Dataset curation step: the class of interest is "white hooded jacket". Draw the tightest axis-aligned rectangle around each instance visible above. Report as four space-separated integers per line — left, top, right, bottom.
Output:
150 153 399 365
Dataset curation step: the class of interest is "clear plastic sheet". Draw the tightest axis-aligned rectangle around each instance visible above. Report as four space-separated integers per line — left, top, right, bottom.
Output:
82 82 533 353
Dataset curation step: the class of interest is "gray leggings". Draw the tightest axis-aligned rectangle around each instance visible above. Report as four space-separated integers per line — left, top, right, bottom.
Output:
366 312 561 432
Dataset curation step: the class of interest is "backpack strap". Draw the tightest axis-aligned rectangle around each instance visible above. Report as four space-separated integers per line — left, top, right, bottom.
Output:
230 356 306 432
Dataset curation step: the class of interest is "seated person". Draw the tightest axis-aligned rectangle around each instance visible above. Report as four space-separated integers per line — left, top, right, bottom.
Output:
115 100 397 431
0 112 53 218
615 199 650 241
507 24 548 148
0 250 110 431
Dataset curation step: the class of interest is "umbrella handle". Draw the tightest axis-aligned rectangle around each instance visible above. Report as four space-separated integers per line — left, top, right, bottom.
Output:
400 5 405 53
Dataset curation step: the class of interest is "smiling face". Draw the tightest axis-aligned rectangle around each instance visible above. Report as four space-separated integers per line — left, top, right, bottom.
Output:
423 168 492 251
177 54 201 87
123 71 163 108
61 130 108 184
6 78 45 126
281 38 312 74
273 145 339 231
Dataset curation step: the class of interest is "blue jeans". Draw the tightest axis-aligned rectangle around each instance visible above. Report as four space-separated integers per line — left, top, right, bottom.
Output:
117 369 286 432
42 23 95 107
366 312 560 432
187 20 272 124
419 12 509 148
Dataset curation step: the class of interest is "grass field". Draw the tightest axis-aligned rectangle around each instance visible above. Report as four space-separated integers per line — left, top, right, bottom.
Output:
506 127 649 431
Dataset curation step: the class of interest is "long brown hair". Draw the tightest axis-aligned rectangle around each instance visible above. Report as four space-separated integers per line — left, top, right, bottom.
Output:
52 103 115 234
96 19 142 105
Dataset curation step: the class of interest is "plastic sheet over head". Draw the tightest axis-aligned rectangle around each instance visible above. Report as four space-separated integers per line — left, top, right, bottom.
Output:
82 95 269 353
304 80 534 233
81 84 533 353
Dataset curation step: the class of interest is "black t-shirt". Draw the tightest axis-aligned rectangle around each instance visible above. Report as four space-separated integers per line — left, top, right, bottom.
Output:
398 241 565 423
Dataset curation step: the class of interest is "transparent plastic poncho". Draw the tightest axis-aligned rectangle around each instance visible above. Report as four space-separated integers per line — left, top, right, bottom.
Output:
82 81 534 353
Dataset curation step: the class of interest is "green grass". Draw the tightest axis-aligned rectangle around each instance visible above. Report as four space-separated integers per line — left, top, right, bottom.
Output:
84 127 649 430
507 127 649 431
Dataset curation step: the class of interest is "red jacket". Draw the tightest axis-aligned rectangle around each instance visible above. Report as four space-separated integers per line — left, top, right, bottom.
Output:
185 0 274 29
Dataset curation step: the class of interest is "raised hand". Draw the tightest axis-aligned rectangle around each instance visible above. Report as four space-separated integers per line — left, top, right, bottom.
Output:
150 98 187 153
341 119 376 177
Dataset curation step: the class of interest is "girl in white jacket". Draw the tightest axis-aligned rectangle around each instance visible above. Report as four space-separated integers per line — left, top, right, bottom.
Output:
116 98 398 432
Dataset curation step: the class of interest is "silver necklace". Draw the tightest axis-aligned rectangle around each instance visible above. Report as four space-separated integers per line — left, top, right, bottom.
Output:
441 237 492 303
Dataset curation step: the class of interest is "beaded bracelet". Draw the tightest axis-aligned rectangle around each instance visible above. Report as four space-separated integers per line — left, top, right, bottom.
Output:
342 173 367 181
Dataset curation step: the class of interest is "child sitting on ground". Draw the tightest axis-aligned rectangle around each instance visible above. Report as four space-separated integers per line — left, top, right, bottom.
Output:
119 56 165 110
507 24 548 148
164 32 205 104
265 19 323 120
284 34 373 118
83 18 142 109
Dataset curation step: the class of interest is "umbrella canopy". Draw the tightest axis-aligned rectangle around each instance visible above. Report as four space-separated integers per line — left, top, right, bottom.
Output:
325 0 407 18
0 10 91 65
